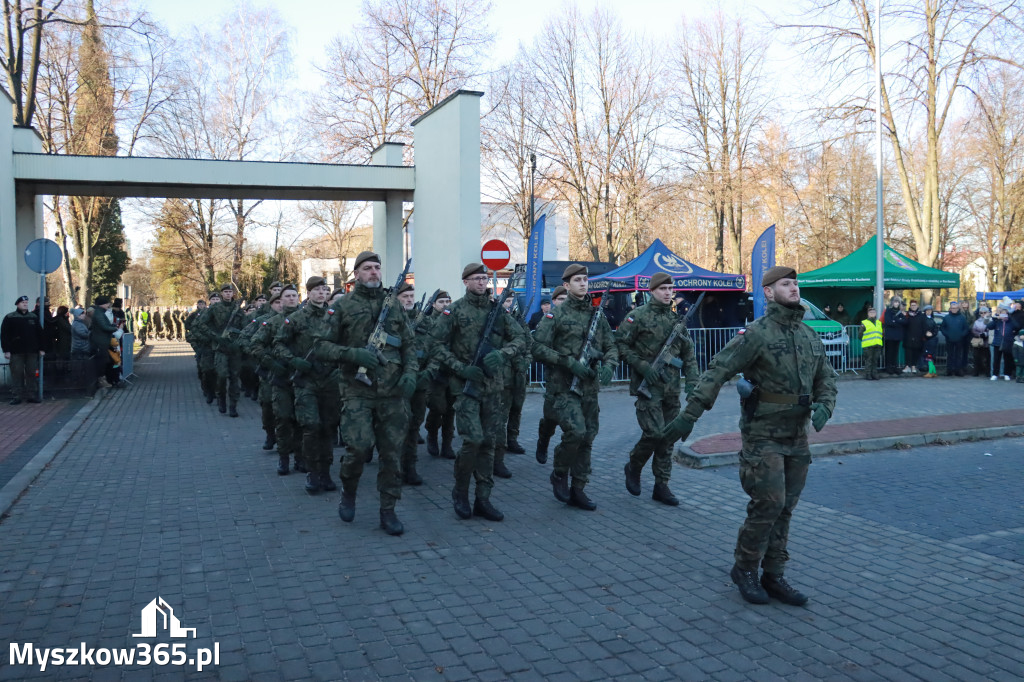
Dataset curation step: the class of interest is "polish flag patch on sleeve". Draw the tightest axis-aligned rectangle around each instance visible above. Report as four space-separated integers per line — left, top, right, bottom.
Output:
442 309 451 316
625 316 634 323
545 313 554 319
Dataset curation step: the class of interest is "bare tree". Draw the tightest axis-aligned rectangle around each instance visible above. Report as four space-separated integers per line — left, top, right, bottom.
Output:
298 201 370 282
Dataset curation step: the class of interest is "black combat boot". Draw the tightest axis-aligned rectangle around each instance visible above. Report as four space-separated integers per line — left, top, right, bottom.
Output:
379 508 404 536
338 489 356 522
293 457 308 474
262 434 276 450
568 485 597 511
319 470 337 492
761 572 808 606
550 471 570 503
624 462 641 496
473 497 504 522
277 455 289 476
730 565 770 604
205 393 215 404
417 433 425 444
493 460 512 479
304 471 321 494
217 395 227 414
451 488 472 519
651 482 679 506
427 429 440 457
440 438 456 460
536 434 550 464
365 449 374 463
506 437 525 455
402 464 423 486
228 402 239 418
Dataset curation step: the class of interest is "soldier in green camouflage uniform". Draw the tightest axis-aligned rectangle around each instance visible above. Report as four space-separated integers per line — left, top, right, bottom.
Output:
432 263 526 522
193 284 246 416
317 252 416 536
274 276 340 494
491 296 531 479
398 282 435 486
617 273 700 506
185 300 207 381
244 293 282 452
535 286 567 464
662 266 837 606
262 285 304 475
504 299 530 455
240 295 267 400
192 296 218 402
424 292 456 459
532 266 618 510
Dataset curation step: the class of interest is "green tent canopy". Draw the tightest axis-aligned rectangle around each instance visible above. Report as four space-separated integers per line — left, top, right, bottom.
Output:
798 236 960 289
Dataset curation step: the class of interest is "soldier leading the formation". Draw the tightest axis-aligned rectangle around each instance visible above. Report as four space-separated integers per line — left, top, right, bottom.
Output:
616 272 699 506
662 266 837 606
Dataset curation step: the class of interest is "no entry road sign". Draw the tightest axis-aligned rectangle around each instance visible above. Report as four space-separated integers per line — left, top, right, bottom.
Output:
481 239 511 271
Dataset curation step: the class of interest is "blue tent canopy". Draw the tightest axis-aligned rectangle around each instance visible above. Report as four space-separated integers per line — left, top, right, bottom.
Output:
977 290 1024 301
587 239 746 292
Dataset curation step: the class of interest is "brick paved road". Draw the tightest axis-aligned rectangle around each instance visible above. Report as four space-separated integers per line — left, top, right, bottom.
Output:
0 343 1021 681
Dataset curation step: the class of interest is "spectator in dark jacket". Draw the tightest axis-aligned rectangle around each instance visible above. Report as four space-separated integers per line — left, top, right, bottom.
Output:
918 305 938 373
1 295 45 403
54 305 72 359
1013 331 1024 382
903 301 926 373
987 307 1014 380
970 306 991 376
939 301 970 376
89 296 121 388
527 297 552 331
883 297 907 375
70 307 91 358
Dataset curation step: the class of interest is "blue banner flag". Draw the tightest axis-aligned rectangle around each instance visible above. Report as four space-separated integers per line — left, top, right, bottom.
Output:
524 215 546 320
751 225 776 319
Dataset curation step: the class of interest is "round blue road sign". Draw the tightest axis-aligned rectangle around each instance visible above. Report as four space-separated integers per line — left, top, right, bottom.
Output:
24 238 63 274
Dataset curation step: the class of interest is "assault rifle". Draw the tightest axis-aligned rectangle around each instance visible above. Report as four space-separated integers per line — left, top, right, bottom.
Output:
355 258 412 386
569 289 612 396
413 288 442 329
636 291 705 399
462 287 516 400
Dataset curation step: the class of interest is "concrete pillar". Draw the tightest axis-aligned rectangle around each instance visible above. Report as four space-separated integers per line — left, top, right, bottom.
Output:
0 93 16 312
370 142 406 285
412 90 483 299
12 127 45 306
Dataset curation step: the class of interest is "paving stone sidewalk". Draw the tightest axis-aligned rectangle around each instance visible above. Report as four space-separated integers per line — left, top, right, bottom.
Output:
0 342 1021 681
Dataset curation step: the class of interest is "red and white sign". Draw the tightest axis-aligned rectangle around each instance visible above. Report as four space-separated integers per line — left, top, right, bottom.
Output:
480 239 511 271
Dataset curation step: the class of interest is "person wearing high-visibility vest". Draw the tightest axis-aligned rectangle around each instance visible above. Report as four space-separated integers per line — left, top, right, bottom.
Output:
861 306 883 380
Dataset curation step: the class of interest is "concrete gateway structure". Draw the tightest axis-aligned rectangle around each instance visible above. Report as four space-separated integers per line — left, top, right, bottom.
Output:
0 89 485 307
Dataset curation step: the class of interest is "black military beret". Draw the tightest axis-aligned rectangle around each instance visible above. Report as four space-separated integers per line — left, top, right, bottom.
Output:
761 266 798 287
649 272 673 291
561 264 588 282
462 263 486 279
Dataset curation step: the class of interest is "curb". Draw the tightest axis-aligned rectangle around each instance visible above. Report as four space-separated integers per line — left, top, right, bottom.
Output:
0 393 103 517
674 424 1024 469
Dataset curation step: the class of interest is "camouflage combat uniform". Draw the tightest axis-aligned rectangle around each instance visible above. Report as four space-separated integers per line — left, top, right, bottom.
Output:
492 309 531 477
400 306 438 483
616 299 699 486
531 293 618 493
260 303 303 473
317 282 416 511
244 309 279 447
681 300 837 574
533 312 560 460
505 314 531 449
184 308 202 380
432 290 525 504
189 308 217 401
194 298 246 412
274 300 340 488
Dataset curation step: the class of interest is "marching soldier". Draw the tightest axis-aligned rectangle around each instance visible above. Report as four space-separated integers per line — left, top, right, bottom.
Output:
152 306 164 340
424 292 456 460
316 252 417 536
193 294 219 403
491 296 531 479
240 295 267 400
185 300 207 380
535 285 567 463
616 273 699 506
661 266 837 606
263 285 304 475
195 283 246 417
162 307 174 341
398 282 433 486
244 293 282 451
532 266 617 510
432 263 526 522
504 298 530 455
274 277 340 494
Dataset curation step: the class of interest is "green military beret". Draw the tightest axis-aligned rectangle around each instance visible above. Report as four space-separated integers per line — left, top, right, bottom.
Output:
306 276 327 290
649 272 673 290
761 266 798 287
330 287 345 299
436 290 451 300
269 281 283 290
562 264 588 282
462 263 486 279
397 282 414 295
268 292 282 305
551 286 567 299
281 284 298 293
354 251 381 269
220 282 236 292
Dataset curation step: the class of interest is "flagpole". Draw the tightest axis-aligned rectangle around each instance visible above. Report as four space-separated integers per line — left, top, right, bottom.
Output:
874 0 885 314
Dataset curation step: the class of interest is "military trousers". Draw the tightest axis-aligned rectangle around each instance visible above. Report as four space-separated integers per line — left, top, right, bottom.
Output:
551 390 599 488
735 437 811 575
537 391 558 441
8 353 39 400
628 390 681 484
862 345 881 379
340 396 408 510
425 382 455 441
294 377 340 475
197 348 217 398
506 364 527 442
214 349 241 402
402 388 429 473
452 392 502 499
272 383 301 463
258 378 274 437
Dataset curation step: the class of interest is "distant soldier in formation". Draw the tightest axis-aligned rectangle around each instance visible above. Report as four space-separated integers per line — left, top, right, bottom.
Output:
152 306 164 340
195 283 246 416
504 297 530 456
532 265 617 511
185 300 207 379
399 282 433 486
490 295 530 479
424 292 456 460
616 272 699 506
162 307 175 341
264 285 304 476
246 293 284 452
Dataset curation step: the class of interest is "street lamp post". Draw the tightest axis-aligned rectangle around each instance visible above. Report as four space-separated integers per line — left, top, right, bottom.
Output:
874 0 885 315
528 152 536 241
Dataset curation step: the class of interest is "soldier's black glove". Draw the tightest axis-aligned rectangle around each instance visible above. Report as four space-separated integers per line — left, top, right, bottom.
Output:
638 362 660 384
458 364 486 383
342 347 380 369
290 357 313 373
661 414 695 442
597 364 614 386
416 369 432 391
483 350 504 373
397 374 417 400
811 403 831 432
567 358 595 379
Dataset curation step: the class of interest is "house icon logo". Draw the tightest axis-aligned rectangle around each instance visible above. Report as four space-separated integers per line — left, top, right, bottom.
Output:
132 597 197 638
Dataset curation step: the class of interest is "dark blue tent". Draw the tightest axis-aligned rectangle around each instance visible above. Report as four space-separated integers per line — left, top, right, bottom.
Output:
587 239 746 292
